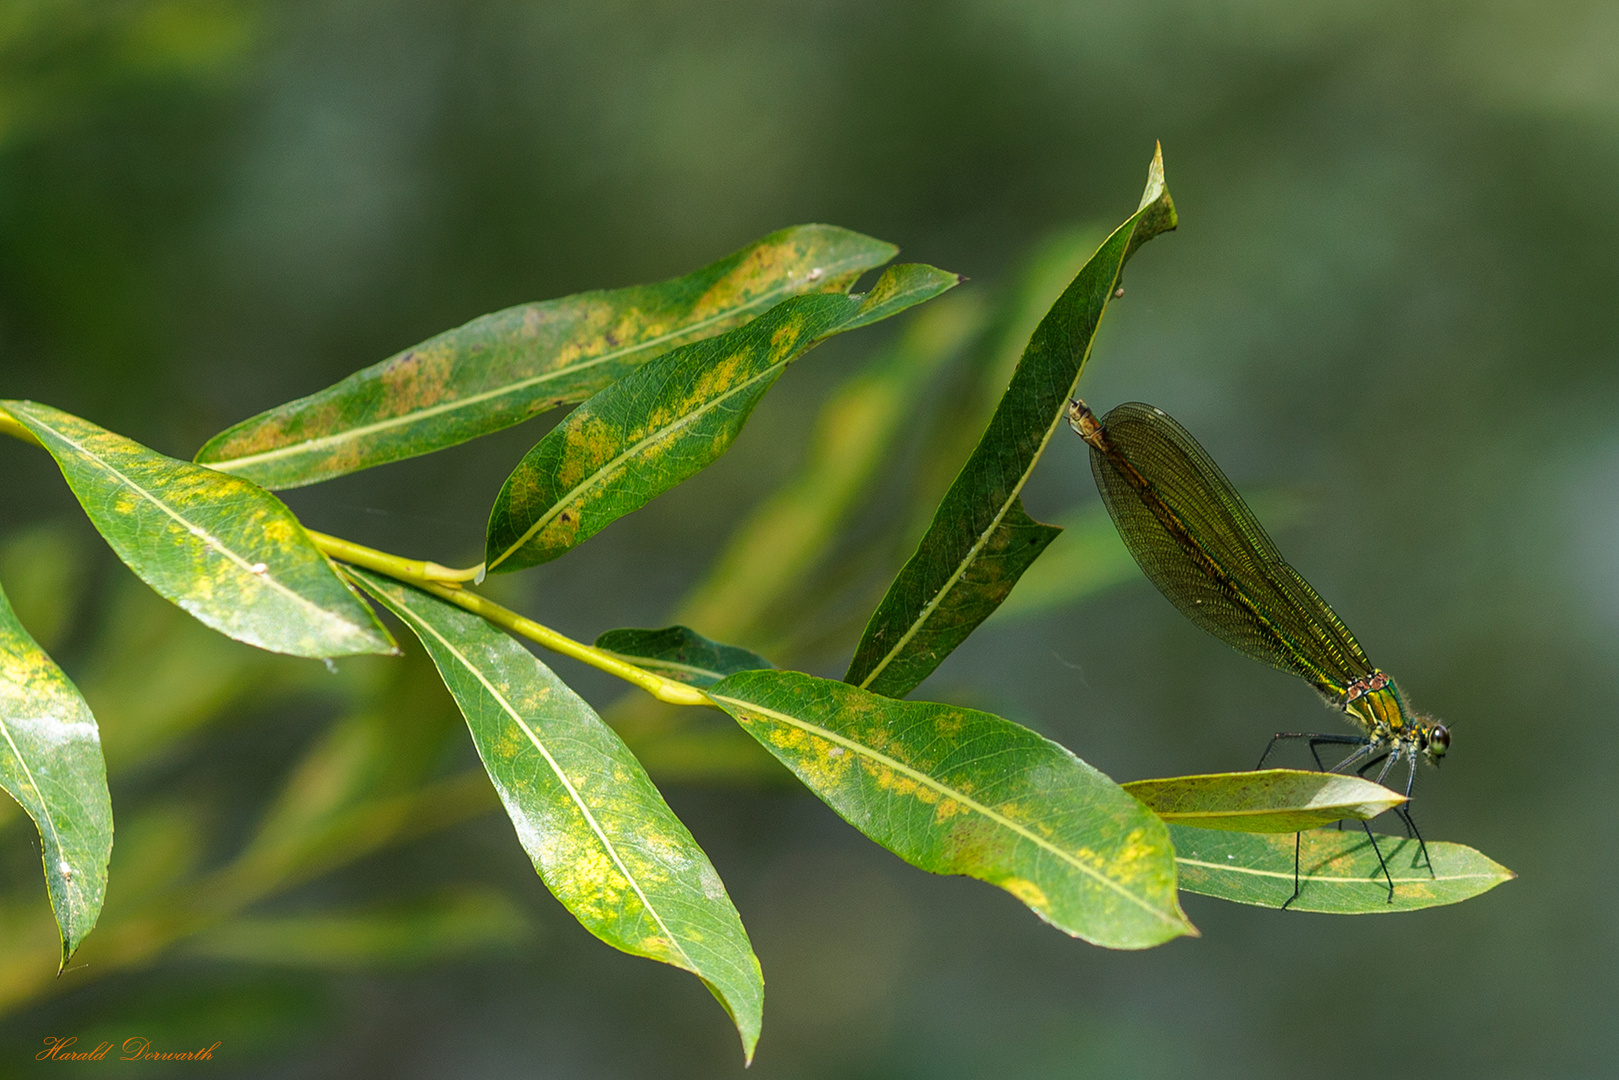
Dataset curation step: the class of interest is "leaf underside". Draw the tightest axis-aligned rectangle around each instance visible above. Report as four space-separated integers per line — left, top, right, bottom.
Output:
846 145 1177 698
2 400 396 658
347 568 763 1061
0 580 113 967
484 263 961 573
593 626 772 688
1124 769 1406 833
1170 826 1514 913
196 224 900 489
705 669 1194 950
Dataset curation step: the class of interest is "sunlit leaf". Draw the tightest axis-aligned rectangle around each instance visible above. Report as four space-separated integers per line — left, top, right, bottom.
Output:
1125 769 1405 833
485 263 961 573
594 626 772 688
847 146 1176 697
1170 826 1515 913
348 568 763 1061
704 669 1194 949
1 400 396 658
196 225 899 489
0 578 112 967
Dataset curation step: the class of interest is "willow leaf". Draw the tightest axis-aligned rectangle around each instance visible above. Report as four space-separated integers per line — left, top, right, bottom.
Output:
347 569 762 1061
1 401 395 658
847 145 1177 697
594 626 772 688
1124 770 1405 833
485 263 961 573
705 669 1194 949
196 225 898 489
0 579 112 968
1171 826 1514 913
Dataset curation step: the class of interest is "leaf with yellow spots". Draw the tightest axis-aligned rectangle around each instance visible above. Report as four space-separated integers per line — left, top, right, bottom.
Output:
594 625 771 688
484 262 962 572
847 144 1177 698
1124 769 1406 833
346 568 763 1062
1 400 396 658
705 669 1194 950
0 577 111 969
195 225 901 490
1169 826 1514 912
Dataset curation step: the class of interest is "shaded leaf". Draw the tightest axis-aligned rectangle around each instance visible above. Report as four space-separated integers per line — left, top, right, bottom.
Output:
705 669 1194 949
189 887 533 969
1 400 396 658
1124 769 1405 833
847 146 1176 697
196 224 899 489
347 568 763 1061
594 626 772 688
485 263 961 572
0 578 112 967
1170 826 1515 913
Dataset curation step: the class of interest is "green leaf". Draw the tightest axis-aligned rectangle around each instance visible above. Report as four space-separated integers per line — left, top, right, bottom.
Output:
1170 826 1515 913
846 146 1176 697
704 669 1194 949
676 294 986 646
594 626 772 688
188 888 533 970
485 263 961 573
1 401 396 659
195 225 899 489
0 578 112 967
346 568 763 1061
1124 770 1406 833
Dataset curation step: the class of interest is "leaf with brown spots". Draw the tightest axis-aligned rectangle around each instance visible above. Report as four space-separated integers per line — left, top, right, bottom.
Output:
1124 769 1406 833
347 568 763 1061
195 225 901 489
705 669 1194 950
847 145 1177 698
0 578 112 969
484 263 961 573
1170 826 1514 912
2 401 396 658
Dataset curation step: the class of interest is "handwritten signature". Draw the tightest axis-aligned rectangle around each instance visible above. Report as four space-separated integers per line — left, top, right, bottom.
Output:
38 1036 220 1061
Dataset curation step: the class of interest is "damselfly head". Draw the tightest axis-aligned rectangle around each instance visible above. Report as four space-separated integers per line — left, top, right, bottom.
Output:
1422 721 1450 763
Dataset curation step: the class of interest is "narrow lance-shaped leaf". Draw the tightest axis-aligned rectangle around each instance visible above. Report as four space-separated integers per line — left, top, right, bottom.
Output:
1124 770 1405 833
1170 826 1515 914
0 578 112 968
847 145 1177 697
1 401 395 658
485 263 961 573
594 626 772 689
345 568 763 1061
705 669 1194 950
196 225 899 489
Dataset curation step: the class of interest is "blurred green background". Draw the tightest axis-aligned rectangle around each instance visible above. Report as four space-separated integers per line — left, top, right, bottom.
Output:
2 0 1616 1076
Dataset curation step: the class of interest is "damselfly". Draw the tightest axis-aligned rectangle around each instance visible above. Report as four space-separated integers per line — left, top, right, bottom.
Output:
1067 399 1449 905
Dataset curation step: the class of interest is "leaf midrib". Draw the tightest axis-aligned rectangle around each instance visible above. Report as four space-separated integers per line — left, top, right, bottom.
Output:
15 406 368 643
386 585 699 975
1176 856 1498 885
206 253 875 473
709 691 1185 929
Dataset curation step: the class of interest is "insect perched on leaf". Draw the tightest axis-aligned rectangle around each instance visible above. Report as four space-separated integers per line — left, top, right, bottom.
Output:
1066 398 1450 906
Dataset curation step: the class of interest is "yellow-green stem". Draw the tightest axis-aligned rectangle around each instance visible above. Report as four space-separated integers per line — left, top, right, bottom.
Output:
0 410 41 447
306 530 482 585
309 534 707 707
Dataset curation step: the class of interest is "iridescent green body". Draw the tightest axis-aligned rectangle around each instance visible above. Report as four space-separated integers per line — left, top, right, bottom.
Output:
1065 399 1449 790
